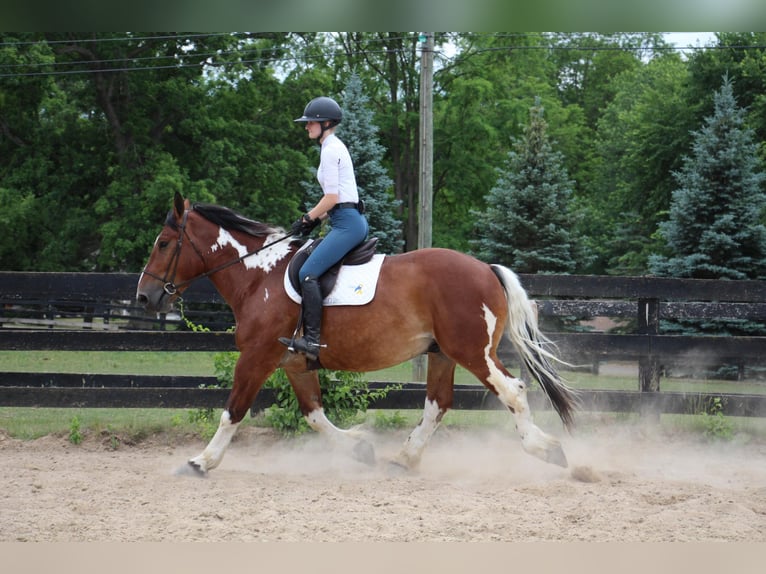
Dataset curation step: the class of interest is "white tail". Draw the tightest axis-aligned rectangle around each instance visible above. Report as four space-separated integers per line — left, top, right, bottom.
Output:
490 264 579 429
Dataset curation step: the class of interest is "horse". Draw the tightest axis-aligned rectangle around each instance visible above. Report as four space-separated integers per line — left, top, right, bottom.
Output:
136 192 579 476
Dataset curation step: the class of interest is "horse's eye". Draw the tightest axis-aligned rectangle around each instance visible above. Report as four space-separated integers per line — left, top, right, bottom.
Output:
158 240 169 249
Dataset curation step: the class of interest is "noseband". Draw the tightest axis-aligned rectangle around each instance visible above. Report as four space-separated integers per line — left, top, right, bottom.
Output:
140 207 296 302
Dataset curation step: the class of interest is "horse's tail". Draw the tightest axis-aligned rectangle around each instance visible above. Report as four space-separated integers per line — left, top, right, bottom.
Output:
490 264 579 430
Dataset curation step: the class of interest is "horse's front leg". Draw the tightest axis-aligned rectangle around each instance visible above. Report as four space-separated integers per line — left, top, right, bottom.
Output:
185 349 276 476
283 363 375 465
392 351 454 471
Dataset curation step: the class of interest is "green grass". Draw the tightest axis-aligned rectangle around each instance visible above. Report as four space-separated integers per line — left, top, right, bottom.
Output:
0 350 219 376
0 406 270 442
564 369 766 395
0 407 188 440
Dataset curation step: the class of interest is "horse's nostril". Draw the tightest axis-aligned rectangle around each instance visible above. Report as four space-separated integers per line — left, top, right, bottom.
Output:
136 293 149 306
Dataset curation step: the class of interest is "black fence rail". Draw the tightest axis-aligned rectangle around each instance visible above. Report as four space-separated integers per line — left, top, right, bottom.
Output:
1 271 765 417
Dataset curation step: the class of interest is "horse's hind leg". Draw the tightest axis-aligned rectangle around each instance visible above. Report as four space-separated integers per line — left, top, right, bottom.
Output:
392 351 455 470
462 350 567 467
485 356 567 467
449 307 567 467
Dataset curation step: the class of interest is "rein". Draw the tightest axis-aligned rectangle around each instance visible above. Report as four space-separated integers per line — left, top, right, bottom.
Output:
141 208 297 298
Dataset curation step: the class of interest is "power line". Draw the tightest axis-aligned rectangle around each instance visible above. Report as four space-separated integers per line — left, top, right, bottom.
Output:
0 33 763 80
0 32 245 47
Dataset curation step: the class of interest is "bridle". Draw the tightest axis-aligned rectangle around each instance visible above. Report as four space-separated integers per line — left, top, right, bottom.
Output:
140 207 296 302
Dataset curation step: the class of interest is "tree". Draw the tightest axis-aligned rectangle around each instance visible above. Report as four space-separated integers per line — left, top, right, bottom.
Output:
0 33 107 271
0 32 319 271
336 73 403 253
471 99 585 273
586 52 694 274
686 33 766 160
649 76 766 280
432 32 570 252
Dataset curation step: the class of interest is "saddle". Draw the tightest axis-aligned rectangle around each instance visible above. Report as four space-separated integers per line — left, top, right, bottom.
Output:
287 237 379 297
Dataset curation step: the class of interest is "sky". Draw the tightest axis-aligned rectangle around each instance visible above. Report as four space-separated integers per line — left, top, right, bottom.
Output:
663 32 717 48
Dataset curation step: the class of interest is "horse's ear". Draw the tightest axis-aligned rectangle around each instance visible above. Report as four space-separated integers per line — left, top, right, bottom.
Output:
173 191 185 218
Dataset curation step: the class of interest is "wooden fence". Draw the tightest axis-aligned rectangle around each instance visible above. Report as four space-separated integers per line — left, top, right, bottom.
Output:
1 271 765 417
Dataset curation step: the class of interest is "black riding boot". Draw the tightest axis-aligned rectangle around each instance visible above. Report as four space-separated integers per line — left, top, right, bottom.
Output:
279 276 324 360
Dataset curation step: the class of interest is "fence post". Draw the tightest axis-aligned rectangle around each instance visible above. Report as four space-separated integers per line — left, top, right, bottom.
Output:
638 297 661 420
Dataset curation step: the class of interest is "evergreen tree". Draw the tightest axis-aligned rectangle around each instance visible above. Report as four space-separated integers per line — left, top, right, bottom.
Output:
471 99 585 273
649 76 766 279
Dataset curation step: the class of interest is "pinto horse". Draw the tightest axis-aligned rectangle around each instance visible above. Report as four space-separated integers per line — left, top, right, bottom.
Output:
136 192 578 475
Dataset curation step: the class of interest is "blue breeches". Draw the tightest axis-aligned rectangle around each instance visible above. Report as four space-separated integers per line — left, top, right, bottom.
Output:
299 208 369 281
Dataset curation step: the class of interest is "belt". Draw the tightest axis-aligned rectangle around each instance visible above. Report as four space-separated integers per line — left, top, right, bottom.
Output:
330 202 359 213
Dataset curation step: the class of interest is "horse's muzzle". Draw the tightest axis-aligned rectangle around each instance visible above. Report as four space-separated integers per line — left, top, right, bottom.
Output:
136 285 174 314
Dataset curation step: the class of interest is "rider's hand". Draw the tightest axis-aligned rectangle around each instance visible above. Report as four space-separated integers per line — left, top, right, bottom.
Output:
291 214 319 236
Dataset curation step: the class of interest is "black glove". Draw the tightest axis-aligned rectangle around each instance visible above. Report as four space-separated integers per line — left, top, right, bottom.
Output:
291 214 320 236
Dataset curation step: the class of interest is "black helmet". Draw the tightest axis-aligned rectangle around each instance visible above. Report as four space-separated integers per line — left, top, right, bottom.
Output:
294 96 342 124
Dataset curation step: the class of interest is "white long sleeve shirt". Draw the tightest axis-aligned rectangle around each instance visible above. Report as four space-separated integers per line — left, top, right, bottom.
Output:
317 134 359 203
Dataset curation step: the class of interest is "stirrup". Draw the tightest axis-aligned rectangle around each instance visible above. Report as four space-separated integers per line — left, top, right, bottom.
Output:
278 336 325 360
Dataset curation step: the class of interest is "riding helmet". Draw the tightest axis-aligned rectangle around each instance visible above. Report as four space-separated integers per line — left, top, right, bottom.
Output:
294 96 342 124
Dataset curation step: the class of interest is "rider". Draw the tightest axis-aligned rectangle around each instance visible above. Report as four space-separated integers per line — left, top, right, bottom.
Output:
279 96 369 360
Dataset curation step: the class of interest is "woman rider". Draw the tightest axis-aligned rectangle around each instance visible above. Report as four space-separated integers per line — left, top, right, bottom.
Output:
279 96 369 361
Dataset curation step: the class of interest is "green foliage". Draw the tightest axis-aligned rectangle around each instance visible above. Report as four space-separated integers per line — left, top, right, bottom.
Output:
471 99 587 273
186 407 219 441
370 410 409 430
433 33 569 252
588 54 693 274
0 188 38 269
700 397 734 441
650 75 766 280
213 350 238 388
3 32 766 274
68 415 83 445
263 369 398 436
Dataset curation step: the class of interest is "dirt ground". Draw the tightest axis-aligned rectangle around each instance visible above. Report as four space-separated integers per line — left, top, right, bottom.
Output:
1 421 765 543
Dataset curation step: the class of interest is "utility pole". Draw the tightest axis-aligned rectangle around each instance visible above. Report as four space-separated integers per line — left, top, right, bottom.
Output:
413 32 434 382
417 31 434 252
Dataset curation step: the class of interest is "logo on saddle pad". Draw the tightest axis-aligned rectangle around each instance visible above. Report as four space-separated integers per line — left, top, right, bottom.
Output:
283 238 385 306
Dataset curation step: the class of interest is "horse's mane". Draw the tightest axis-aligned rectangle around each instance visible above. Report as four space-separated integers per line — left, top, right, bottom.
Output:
170 203 282 237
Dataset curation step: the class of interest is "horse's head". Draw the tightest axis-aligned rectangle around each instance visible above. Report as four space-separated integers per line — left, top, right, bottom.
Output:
136 191 208 313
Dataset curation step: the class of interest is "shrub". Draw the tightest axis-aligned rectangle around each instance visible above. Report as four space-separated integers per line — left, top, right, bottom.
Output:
263 369 398 435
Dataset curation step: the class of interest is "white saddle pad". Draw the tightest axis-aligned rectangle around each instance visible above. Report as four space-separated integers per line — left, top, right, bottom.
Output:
284 253 386 306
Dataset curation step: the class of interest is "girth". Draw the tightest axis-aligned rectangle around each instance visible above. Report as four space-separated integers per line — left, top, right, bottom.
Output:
287 237 379 297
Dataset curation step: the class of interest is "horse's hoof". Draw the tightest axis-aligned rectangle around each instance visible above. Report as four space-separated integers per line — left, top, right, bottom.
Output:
523 428 569 468
352 440 376 466
174 460 208 478
385 460 411 476
546 445 568 468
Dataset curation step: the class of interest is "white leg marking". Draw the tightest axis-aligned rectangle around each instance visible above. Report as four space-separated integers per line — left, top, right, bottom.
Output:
189 410 240 473
395 398 442 469
481 304 563 464
305 407 364 442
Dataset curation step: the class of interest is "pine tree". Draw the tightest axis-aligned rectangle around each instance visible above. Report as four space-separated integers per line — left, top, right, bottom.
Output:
649 76 766 279
471 99 584 273
337 73 403 253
